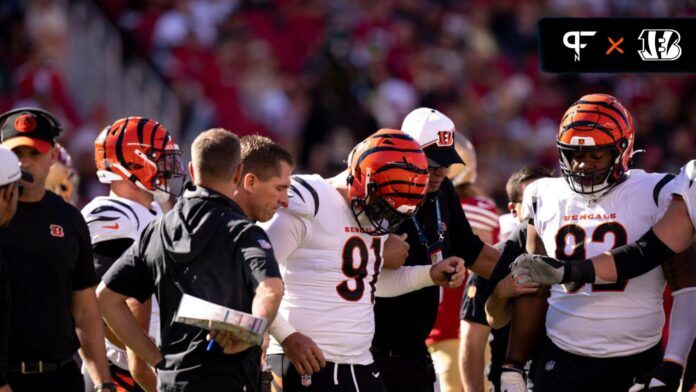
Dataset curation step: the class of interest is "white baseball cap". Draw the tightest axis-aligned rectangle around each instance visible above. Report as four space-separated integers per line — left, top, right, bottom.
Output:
401 107 464 167
0 146 20 186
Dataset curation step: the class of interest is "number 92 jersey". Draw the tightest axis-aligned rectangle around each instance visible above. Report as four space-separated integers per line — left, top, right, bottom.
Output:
261 174 386 365
673 160 696 231
521 170 675 358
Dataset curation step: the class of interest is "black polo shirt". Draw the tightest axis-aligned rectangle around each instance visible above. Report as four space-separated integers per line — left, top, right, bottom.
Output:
373 178 484 353
103 185 281 392
0 191 98 363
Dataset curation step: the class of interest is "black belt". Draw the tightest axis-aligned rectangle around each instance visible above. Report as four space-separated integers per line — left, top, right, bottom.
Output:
8 358 74 374
372 346 428 358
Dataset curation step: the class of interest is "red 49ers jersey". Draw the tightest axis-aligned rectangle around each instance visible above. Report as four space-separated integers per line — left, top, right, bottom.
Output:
427 196 499 345
262 174 386 365
461 196 501 242
522 170 674 357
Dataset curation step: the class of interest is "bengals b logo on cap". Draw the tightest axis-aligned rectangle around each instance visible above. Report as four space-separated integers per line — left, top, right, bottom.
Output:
436 130 454 147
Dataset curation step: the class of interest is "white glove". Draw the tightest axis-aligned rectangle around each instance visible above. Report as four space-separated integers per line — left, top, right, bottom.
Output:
510 254 566 286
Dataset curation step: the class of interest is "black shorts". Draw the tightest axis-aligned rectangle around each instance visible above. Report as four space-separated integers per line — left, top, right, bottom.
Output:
267 354 386 392
533 336 662 392
371 348 435 392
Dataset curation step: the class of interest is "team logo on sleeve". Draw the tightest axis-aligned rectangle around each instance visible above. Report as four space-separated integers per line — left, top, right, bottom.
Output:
50 224 64 238
257 239 272 250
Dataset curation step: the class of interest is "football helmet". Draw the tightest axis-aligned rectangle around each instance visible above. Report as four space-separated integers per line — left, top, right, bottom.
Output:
447 133 477 186
557 93 635 196
347 129 429 235
45 144 79 204
95 117 184 203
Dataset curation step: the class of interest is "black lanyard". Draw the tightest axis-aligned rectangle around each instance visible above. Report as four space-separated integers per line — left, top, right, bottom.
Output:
412 196 444 248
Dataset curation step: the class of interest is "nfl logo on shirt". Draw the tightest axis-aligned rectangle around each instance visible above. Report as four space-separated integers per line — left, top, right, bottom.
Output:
301 375 312 387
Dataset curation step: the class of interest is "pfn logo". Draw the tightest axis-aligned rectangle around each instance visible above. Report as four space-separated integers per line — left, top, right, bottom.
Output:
638 29 682 61
563 31 597 61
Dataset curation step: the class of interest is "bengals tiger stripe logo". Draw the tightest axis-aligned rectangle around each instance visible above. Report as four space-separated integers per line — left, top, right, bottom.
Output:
437 130 454 147
14 114 36 133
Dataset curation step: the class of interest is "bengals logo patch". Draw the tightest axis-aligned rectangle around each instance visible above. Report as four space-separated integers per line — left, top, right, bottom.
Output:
14 114 36 133
436 130 454 147
50 224 64 237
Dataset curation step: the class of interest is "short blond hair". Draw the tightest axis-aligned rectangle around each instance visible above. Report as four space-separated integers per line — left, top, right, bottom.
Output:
191 128 240 182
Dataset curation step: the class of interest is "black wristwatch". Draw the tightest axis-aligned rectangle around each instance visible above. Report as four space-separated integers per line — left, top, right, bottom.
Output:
94 382 117 392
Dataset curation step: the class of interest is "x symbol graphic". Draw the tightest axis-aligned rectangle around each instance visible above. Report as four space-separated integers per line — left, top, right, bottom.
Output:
606 37 624 55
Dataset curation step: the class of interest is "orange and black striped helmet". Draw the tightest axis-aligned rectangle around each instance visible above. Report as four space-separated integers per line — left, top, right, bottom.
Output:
557 93 635 196
95 117 184 201
347 129 429 235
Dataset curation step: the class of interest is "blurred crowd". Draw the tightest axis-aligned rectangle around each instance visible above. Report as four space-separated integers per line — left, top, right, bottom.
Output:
1 0 696 208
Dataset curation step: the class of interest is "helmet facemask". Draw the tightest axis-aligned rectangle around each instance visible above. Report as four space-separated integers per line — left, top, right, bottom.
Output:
556 94 635 198
346 129 429 235
350 181 413 235
557 142 626 197
149 147 185 203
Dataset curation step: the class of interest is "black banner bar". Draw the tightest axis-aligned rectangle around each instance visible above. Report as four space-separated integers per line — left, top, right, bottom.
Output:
538 18 696 73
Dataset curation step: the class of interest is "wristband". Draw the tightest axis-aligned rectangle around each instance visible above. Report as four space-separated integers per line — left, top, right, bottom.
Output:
269 315 297 343
94 382 117 392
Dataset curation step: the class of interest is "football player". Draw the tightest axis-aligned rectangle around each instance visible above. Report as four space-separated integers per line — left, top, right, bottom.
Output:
45 144 79 205
493 94 696 391
514 161 696 392
262 129 470 391
82 117 184 391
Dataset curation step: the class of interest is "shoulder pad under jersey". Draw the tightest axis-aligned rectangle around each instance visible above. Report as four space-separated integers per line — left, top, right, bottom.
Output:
81 197 140 244
285 174 323 218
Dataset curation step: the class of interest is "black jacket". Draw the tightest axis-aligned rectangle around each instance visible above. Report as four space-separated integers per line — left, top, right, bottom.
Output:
103 184 280 392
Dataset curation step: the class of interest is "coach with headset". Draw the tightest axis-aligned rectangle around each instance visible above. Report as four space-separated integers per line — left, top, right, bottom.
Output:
0 108 113 392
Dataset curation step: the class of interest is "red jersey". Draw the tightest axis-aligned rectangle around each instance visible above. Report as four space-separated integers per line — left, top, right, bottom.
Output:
427 196 500 344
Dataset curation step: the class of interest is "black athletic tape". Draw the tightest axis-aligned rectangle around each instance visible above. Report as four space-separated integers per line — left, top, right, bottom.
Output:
562 259 596 284
611 228 676 281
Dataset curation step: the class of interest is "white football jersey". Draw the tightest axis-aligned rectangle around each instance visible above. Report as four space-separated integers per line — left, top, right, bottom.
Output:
82 194 163 244
82 193 163 368
521 170 675 357
673 160 696 231
262 174 386 365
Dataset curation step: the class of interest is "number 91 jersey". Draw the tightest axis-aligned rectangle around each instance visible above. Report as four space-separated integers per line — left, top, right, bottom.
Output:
521 170 675 358
262 174 386 365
